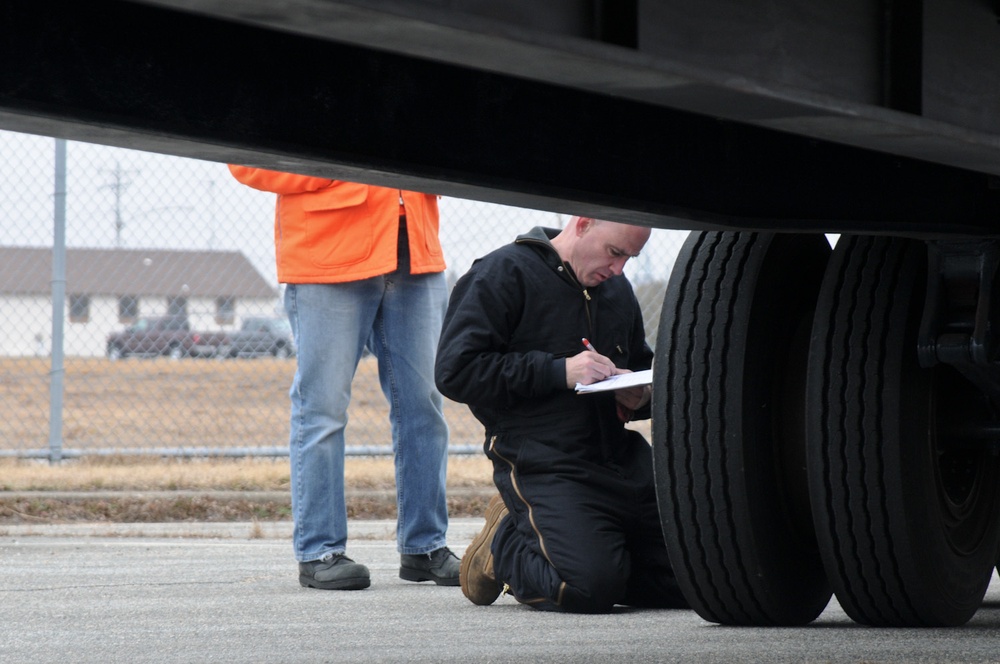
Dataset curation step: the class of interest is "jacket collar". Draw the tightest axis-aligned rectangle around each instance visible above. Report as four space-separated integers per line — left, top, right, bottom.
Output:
514 225 559 246
515 226 583 288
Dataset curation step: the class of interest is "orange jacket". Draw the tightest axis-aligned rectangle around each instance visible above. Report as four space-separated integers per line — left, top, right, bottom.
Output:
228 166 445 284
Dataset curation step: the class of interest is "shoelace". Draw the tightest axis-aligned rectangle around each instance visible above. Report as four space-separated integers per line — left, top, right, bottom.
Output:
429 547 456 564
319 552 349 564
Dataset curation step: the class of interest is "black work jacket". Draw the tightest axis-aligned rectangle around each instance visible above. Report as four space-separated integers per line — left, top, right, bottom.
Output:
435 227 653 463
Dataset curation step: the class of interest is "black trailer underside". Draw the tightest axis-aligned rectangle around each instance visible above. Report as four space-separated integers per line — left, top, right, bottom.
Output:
1 0 999 235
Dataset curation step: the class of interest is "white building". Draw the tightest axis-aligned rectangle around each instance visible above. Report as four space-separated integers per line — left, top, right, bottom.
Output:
0 246 279 357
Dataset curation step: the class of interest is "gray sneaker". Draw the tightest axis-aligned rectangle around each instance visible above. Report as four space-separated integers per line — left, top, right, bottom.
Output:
399 546 461 586
299 553 371 590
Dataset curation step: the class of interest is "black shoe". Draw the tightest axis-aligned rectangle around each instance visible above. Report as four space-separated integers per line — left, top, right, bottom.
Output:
299 553 371 590
399 546 461 586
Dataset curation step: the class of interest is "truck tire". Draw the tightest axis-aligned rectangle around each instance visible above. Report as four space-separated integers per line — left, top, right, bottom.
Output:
806 235 1000 626
273 344 290 359
168 344 184 361
653 231 831 625
107 344 124 361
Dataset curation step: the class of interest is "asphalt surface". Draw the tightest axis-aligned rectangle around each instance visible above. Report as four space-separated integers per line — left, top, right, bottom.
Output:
2 520 1000 663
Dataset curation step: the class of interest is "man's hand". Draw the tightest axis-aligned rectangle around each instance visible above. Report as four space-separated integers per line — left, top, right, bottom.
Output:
565 349 617 388
615 383 651 411
612 370 651 422
566 353 651 422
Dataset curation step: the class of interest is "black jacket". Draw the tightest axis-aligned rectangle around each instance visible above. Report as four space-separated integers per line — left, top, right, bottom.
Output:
435 227 653 462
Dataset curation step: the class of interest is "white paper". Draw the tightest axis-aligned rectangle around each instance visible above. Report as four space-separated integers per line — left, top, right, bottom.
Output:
575 369 653 393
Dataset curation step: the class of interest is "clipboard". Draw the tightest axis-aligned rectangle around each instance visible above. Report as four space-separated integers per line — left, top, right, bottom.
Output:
575 369 652 394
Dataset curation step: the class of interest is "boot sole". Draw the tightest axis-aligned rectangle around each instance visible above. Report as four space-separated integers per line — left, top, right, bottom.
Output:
398 567 461 586
299 574 371 590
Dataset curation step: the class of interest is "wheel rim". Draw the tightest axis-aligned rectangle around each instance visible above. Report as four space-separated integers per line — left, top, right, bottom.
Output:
930 367 999 553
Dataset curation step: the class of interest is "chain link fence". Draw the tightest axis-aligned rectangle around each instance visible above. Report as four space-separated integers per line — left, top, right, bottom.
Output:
0 129 688 461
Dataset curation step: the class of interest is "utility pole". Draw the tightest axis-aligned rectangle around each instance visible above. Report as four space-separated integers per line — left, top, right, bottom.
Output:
104 162 137 247
205 178 216 250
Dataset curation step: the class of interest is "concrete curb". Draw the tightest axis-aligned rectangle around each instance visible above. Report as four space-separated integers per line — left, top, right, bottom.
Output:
0 487 492 501
0 517 487 542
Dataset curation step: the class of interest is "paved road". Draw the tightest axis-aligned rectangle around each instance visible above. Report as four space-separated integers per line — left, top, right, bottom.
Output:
2 520 1000 663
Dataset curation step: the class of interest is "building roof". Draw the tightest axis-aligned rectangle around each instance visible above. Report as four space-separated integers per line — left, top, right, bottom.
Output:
0 246 277 298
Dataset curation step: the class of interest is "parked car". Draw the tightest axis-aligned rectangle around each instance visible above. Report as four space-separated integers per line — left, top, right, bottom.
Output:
106 315 225 360
223 316 295 359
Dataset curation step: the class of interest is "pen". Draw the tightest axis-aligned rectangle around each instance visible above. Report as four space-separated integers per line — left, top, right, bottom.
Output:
581 337 597 353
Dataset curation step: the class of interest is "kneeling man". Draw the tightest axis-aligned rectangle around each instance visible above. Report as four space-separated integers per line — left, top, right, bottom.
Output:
436 216 688 613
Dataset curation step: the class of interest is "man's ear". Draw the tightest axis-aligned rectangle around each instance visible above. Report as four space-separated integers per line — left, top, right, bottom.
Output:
575 217 594 236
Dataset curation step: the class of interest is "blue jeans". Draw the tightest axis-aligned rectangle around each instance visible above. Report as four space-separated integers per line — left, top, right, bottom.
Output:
284 270 450 562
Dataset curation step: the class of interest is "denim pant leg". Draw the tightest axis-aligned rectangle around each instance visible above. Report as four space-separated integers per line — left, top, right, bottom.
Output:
285 282 379 562
367 269 450 554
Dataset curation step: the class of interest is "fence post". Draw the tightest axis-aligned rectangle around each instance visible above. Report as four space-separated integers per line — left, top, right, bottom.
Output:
48 138 67 463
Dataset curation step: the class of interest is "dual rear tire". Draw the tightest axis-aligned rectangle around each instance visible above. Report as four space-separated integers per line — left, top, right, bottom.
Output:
654 232 1000 627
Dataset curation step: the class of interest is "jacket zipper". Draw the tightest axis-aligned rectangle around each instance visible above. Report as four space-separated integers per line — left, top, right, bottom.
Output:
582 288 592 339
518 236 595 349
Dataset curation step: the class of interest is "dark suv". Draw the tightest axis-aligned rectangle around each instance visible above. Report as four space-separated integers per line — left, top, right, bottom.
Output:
106 315 222 360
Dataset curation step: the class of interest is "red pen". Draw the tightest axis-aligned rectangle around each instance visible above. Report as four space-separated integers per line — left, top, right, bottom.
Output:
581 338 597 353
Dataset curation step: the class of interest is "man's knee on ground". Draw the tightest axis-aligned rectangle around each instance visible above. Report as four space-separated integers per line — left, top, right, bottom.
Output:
558 567 629 614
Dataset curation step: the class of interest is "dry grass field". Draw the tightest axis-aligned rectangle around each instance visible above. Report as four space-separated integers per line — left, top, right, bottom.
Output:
0 355 488 452
0 455 495 523
0 455 494 492
0 355 651 523
0 356 496 522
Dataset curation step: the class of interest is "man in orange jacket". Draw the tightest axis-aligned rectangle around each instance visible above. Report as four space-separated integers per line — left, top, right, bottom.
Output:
229 166 459 590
